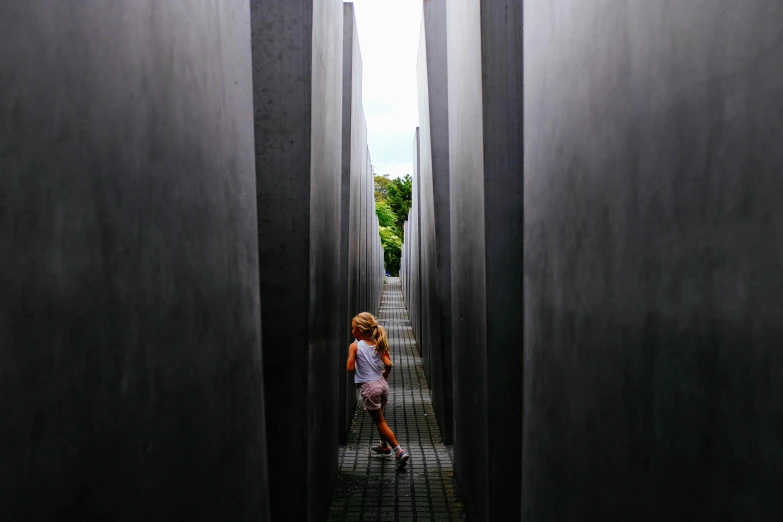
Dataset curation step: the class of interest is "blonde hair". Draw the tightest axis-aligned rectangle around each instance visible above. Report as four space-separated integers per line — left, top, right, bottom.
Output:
352 312 389 356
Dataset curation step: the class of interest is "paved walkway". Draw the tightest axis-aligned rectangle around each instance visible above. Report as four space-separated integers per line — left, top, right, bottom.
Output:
328 278 467 521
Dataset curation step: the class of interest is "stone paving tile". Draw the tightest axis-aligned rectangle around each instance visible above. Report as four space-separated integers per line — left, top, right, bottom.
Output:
328 278 467 521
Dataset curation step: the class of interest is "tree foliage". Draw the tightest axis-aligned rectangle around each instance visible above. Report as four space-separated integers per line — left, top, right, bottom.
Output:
375 200 397 228
378 226 402 275
387 174 412 232
374 175 392 201
374 173 413 276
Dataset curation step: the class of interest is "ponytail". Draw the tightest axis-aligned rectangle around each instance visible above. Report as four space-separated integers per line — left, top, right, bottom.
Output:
373 324 389 356
352 312 389 355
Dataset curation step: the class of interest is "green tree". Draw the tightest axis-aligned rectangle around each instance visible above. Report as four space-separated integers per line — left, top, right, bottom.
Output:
372 173 412 276
375 200 397 228
387 174 413 233
374 174 392 201
379 225 403 276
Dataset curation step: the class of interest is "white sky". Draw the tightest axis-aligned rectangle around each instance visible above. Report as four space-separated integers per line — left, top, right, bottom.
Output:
349 0 422 179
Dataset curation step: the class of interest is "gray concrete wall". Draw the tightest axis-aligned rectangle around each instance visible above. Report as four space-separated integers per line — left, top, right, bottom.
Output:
364 151 370 310
338 3 385 443
407 141 412 318
251 0 343 519
376 202 380 307
369 155 381 314
376 218 384 308
339 3 362 443
404 216 413 304
447 0 524 519
372 164 381 310
410 129 423 351
417 0 454 445
524 1 783 520
417 30 435 389
359 144 367 316
0 1 269 520
404 222 408 299
402 221 409 302
425 0 454 446
348 32 363 358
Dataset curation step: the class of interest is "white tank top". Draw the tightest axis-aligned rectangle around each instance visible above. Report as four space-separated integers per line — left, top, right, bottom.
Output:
354 340 384 383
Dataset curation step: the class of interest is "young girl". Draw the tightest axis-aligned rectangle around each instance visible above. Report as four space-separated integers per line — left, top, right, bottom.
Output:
346 312 410 471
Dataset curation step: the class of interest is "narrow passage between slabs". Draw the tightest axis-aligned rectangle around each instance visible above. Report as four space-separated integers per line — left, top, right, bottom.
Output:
328 278 467 521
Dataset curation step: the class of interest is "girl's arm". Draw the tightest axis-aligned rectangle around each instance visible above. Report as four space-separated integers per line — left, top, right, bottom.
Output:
381 352 392 379
346 342 358 372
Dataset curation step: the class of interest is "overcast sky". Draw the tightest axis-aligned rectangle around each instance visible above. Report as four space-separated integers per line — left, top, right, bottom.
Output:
350 0 422 179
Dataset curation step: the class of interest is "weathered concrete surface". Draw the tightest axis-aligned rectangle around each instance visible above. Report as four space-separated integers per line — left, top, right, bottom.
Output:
408 129 423 351
447 0 524 519
0 1 268 520
416 0 454 445
417 24 435 390
338 3 385 444
402 220 410 302
359 145 367 317
339 2 362 443
251 0 343 519
364 150 371 309
524 1 783 520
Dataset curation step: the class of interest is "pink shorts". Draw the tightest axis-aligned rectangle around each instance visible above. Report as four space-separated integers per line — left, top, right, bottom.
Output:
360 378 389 411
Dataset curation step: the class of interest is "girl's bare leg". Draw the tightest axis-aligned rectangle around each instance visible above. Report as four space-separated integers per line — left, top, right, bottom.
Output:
368 408 398 448
377 407 389 444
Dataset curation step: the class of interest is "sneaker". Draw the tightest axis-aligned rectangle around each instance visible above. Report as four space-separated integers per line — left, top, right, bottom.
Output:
395 450 409 472
370 443 393 457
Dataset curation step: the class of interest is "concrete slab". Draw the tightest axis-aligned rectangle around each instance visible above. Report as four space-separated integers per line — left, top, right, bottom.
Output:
417 0 454 444
447 0 524 519
339 3 362 443
524 0 783 519
0 1 268 519
410 129 422 350
338 3 384 443
251 0 343 519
